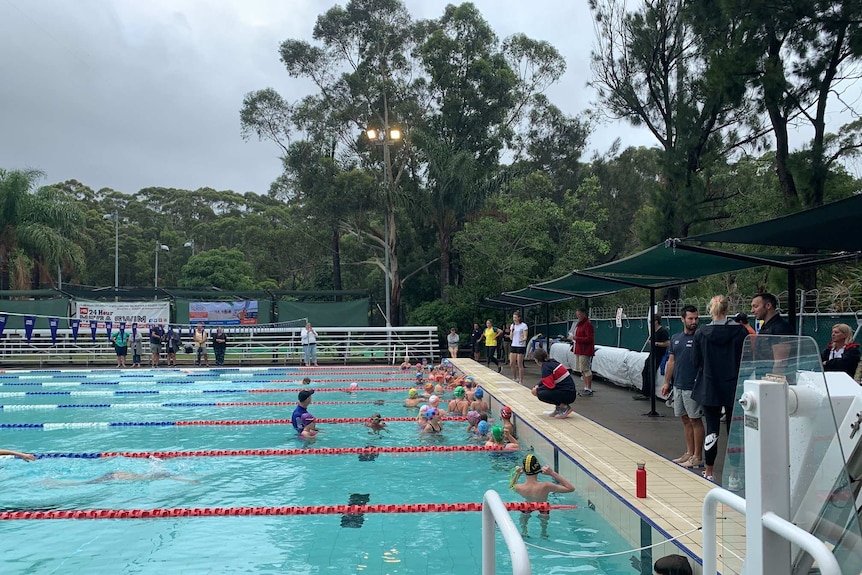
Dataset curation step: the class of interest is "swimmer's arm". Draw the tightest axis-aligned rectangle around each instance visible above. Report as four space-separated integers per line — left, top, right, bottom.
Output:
0 449 35 461
541 466 574 493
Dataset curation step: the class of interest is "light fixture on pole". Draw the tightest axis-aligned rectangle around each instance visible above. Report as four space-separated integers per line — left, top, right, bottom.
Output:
102 211 119 298
366 125 401 328
183 240 195 255
154 243 170 288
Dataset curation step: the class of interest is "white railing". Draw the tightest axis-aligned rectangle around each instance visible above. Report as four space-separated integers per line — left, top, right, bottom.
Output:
0 326 438 367
482 490 531 575
702 488 841 575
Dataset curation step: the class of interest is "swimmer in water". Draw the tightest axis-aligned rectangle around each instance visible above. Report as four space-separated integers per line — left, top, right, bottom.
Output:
470 387 488 414
500 405 517 439
301 377 312 385
447 386 470 416
509 454 574 538
365 414 390 435
49 471 199 485
0 449 35 462
299 412 318 439
404 388 422 408
422 407 443 434
485 425 518 450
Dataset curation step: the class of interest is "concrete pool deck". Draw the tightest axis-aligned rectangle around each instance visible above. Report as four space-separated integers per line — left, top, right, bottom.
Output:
452 358 745 575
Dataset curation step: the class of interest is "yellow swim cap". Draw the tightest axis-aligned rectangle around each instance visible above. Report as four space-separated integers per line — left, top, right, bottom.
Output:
408 389 418 398
524 454 542 476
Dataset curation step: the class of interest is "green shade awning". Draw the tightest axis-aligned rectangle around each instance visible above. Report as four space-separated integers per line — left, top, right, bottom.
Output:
686 194 862 251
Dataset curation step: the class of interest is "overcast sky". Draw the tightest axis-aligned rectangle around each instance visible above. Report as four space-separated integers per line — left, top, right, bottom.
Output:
0 1 856 196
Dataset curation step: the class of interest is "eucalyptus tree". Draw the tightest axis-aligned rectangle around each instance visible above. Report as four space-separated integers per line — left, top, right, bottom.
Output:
589 0 751 244
0 169 87 290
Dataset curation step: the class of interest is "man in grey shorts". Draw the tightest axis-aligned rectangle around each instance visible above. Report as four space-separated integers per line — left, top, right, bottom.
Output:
661 305 704 468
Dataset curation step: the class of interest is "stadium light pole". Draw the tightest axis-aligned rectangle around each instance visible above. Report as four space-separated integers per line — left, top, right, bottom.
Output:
102 211 119 298
183 240 195 255
154 243 170 288
366 124 401 328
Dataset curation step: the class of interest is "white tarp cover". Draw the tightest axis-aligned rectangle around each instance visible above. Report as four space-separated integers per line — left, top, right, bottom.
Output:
550 342 667 398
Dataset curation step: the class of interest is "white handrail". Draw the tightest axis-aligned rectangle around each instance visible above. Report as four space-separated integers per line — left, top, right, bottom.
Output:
482 490 531 575
702 488 841 575
761 512 841 575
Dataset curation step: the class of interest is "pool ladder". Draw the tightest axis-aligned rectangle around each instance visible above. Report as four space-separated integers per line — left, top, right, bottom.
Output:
482 490 531 574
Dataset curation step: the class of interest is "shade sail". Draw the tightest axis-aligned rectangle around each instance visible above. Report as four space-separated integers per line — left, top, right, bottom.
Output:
685 194 862 251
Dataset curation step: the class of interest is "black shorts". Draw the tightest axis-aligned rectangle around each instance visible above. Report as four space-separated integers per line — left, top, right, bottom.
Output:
511 346 526 355
115 346 128 357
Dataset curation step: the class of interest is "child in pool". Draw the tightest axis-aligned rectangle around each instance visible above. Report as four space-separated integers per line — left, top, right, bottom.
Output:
299 413 318 439
447 386 470 416
422 407 443 434
470 388 488 414
485 425 518 450
509 454 574 538
366 414 389 435
0 449 35 461
474 419 490 440
500 405 517 439
301 377 312 385
404 388 422 408
466 410 481 434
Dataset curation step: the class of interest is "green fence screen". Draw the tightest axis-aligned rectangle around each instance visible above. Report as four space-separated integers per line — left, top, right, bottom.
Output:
0 298 71 329
278 298 370 327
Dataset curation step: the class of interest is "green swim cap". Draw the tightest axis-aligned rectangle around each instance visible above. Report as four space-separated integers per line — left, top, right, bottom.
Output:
491 425 504 442
454 386 465 397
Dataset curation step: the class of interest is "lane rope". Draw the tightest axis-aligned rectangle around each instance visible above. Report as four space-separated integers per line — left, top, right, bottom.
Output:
37 445 505 459
0 400 407 410
0 377 416 388
0 387 415 399
1 416 467 429
0 501 577 521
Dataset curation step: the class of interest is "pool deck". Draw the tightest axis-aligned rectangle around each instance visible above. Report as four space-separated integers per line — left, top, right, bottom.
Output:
452 358 745 575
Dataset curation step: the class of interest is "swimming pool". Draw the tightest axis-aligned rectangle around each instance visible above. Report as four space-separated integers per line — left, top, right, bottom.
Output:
2 367 649 573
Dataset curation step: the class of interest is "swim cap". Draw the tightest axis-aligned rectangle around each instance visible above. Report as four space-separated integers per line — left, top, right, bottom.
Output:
477 420 489 435
349 382 358 390
474 388 484 399
428 394 439 406
500 406 512 419
467 410 480 424
454 386 465 398
408 389 418 398
524 454 542 476
419 404 430 416
465 376 474 382
425 383 433 391
300 413 315 425
416 373 423 380
426 407 438 419
491 425 504 442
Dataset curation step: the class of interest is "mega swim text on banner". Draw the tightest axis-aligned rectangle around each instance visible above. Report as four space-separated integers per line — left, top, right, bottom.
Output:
75 301 170 329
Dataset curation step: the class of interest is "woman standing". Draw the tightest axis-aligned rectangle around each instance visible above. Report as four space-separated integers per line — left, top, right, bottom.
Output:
193 323 209 367
691 295 748 482
300 322 318 367
482 319 503 373
821 323 861 381
129 323 143 368
110 326 130 368
213 327 228 366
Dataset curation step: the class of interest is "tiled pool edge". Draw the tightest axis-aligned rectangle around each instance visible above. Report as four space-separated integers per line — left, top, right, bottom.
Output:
453 359 745 575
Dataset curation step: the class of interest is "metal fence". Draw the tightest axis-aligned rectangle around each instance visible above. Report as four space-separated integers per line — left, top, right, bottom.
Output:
0 326 439 368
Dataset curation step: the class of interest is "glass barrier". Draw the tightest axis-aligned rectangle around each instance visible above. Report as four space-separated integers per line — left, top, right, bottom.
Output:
728 335 862 574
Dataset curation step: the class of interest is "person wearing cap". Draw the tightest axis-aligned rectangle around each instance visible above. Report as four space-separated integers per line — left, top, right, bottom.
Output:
469 387 488 415
485 425 518 450
404 388 422 408
474 419 490 440
510 454 574 538
299 412 318 439
499 405 517 439
292 389 315 433
422 407 444 434
447 386 470 415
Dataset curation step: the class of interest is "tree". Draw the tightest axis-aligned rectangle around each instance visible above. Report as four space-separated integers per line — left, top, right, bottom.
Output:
0 169 87 289
179 248 256 290
589 0 751 243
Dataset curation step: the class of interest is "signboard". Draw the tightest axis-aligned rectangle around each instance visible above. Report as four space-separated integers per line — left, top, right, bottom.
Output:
75 301 170 329
188 301 258 326
615 307 623 328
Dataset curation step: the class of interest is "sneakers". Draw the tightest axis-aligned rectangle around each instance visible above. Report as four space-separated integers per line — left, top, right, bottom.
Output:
555 405 573 419
671 452 693 464
726 476 742 491
702 471 714 482
578 389 594 397
681 456 704 469
549 406 562 418
497 365 502 373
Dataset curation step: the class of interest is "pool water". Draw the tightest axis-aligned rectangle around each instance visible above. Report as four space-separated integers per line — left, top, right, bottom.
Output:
1 367 638 574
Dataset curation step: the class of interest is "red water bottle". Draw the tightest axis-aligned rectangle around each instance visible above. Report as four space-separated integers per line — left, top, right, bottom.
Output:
636 461 647 498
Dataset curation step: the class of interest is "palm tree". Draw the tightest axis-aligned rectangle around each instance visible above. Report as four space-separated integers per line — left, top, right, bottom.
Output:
0 169 87 290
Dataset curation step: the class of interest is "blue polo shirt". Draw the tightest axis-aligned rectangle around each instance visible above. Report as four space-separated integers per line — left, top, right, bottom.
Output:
291 404 308 432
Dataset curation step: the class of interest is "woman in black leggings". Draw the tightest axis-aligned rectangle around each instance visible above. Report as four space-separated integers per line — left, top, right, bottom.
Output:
691 295 747 482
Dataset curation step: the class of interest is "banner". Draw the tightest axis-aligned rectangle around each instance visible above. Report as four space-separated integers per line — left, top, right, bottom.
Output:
189 301 258 326
24 316 35 343
70 318 80 342
90 322 97 343
49 317 59 345
0 314 6 340
105 321 113 340
74 301 170 330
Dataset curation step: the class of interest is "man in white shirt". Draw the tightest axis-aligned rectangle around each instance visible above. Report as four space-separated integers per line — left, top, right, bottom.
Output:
300 322 318 366
509 311 529 383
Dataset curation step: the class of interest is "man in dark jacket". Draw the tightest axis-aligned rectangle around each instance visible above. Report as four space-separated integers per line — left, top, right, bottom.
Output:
692 295 748 482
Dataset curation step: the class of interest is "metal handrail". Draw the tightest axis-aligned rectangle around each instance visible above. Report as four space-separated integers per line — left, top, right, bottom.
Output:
482 490 531 575
702 488 841 575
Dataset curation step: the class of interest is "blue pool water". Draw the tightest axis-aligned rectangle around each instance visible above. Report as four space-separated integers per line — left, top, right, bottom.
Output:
1 367 639 574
